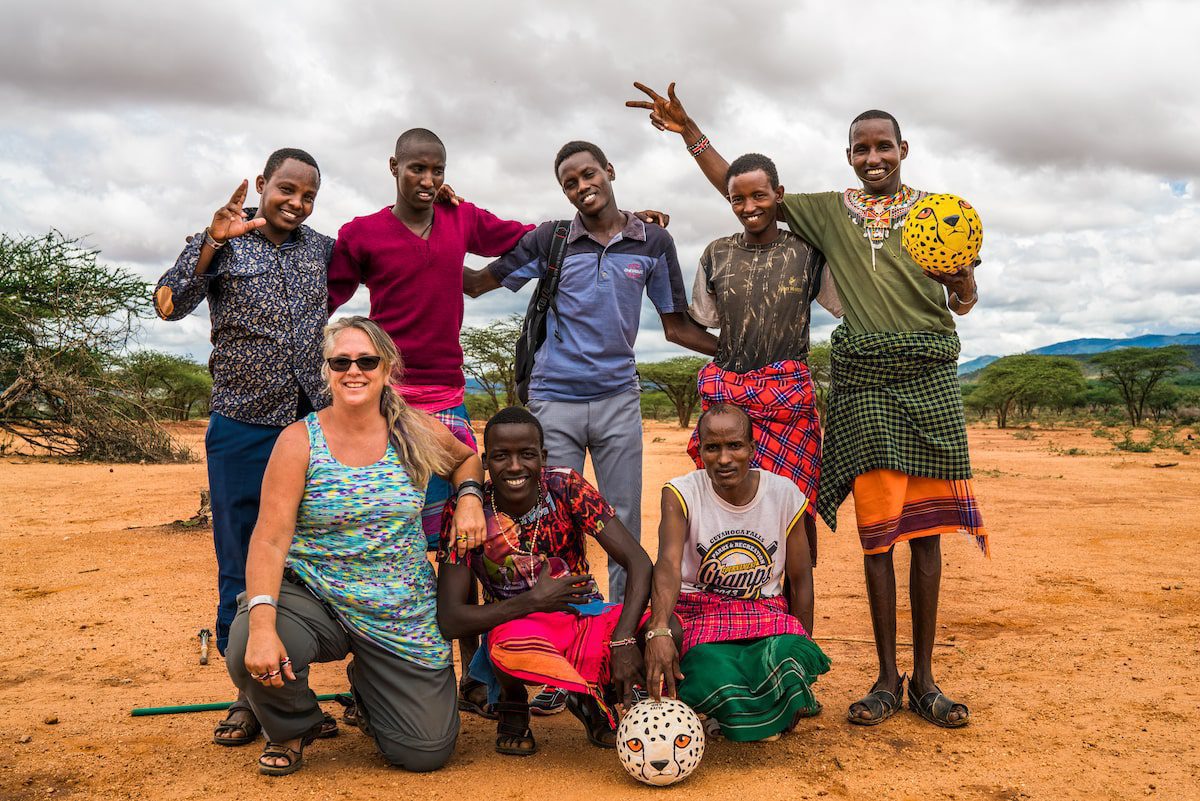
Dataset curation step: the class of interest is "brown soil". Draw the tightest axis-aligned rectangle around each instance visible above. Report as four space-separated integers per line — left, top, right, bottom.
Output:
1 421 1196 800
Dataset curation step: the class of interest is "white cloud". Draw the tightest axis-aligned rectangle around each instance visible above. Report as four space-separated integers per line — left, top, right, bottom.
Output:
1 0 1198 369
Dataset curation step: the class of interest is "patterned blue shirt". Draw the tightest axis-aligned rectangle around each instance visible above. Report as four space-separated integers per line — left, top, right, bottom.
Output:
153 216 333 427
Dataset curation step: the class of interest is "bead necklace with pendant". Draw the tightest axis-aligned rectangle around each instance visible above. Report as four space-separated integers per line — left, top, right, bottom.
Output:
842 184 926 270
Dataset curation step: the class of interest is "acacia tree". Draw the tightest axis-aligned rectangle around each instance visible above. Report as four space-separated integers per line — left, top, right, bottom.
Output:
639 356 708 428
120 350 213 420
460 313 523 414
1091 346 1193 427
971 355 1086 428
1082 380 1122 416
1145 381 1182 424
808 340 831 419
0 231 190 461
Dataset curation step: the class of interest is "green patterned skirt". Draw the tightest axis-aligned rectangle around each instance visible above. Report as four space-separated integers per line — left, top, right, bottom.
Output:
817 325 973 530
678 635 830 742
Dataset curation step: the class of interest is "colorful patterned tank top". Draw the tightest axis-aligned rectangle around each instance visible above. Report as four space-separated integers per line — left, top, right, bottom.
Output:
285 412 450 669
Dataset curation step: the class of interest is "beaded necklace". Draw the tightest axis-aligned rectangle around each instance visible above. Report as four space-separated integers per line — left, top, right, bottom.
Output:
489 484 546 578
842 184 926 270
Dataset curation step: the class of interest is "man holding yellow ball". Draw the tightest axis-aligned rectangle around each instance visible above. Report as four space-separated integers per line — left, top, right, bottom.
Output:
627 83 987 729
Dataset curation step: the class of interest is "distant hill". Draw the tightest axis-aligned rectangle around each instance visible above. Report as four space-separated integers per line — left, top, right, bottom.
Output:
1030 332 1200 356
959 332 1200 382
957 355 999 377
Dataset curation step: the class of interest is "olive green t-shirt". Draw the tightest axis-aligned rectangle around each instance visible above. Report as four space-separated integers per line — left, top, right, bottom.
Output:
780 191 954 336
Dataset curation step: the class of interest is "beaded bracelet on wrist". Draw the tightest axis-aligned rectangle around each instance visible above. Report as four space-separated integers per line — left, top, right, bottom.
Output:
687 135 711 157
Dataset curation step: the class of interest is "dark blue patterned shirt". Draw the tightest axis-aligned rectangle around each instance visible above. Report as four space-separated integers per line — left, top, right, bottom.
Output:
153 216 333 427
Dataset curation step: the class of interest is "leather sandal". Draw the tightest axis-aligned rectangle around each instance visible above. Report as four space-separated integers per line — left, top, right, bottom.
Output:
212 709 261 747
564 692 616 749
334 692 361 729
458 677 498 720
258 723 322 777
908 683 970 728
493 701 537 756
316 711 339 739
847 674 905 726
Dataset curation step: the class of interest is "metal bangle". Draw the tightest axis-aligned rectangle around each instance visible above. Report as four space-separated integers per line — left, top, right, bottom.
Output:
247 594 277 612
951 289 977 307
456 484 484 503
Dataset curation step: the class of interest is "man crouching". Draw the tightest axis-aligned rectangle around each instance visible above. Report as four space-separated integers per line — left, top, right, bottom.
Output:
436 406 653 755
645 403 829 742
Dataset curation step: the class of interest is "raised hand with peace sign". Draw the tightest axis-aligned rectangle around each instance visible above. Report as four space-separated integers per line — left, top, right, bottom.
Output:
625 81 731 196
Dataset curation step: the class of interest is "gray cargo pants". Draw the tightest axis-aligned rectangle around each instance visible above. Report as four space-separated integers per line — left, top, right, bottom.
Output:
226 580 459 772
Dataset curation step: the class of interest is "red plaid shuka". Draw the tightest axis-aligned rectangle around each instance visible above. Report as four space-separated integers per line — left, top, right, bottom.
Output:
687 359 821 514
673 592 805 656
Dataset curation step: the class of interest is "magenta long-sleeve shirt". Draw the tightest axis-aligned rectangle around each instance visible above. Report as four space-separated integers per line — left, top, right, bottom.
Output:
328 203 532 391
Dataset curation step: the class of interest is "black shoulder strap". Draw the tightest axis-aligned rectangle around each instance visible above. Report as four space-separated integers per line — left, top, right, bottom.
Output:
534 221 571 314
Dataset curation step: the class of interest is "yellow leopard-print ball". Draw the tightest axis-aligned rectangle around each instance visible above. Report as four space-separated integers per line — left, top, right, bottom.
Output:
902 193 983 273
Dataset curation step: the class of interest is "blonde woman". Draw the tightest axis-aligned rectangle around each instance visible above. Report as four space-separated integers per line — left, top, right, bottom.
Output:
226 316 485 776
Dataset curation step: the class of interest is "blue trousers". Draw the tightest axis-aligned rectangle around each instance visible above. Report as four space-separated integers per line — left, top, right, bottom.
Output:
206 413 289 654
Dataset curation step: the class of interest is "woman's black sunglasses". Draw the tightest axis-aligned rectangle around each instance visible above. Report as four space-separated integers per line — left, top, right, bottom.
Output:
327 356 382 372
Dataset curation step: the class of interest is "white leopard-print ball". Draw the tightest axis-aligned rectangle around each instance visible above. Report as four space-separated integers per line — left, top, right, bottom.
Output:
616 698 705 786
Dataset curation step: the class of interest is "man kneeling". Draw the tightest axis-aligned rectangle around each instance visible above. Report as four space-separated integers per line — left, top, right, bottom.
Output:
436 407 653 755
645 404 830 742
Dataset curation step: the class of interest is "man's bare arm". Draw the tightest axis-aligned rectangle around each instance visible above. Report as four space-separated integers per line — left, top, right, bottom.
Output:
463 265 502 298
661 311 718 356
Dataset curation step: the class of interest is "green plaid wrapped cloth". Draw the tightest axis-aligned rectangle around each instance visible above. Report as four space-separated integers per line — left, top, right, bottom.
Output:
817 325 972 530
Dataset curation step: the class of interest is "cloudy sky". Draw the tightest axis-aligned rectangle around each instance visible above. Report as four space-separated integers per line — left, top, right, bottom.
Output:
3 0 1198 365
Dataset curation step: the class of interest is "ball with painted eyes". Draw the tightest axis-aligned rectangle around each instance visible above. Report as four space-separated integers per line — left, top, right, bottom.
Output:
616 698 706 787
902 193 984 273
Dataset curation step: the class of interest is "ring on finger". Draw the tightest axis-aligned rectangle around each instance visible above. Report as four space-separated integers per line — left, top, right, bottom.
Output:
280 658 292 668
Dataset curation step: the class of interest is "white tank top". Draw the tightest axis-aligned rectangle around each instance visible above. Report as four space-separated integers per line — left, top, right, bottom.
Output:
666 470 807 600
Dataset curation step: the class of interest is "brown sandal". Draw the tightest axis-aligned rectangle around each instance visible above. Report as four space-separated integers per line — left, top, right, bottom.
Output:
212 709 261 747
258 724 322 776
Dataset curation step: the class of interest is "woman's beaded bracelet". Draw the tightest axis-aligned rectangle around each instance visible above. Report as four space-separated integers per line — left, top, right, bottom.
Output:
609 636 638 649
687 135 711 157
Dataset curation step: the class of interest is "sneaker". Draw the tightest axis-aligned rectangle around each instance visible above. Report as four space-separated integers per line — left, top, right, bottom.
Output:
529 687 568 716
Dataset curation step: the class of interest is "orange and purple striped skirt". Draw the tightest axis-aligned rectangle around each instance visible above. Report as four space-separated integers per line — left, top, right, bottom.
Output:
854 468 988 556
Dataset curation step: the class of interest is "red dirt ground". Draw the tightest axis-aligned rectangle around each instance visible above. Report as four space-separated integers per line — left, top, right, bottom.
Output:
1 421 1196 800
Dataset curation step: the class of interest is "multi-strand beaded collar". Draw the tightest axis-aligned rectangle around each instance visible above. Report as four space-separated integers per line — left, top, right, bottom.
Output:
842 184 927 269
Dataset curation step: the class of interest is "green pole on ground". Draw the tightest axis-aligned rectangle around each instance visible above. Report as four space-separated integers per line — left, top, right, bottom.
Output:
131 693 344 717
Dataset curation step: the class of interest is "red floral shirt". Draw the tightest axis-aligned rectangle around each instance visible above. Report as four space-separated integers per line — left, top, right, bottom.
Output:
438 467 614 603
